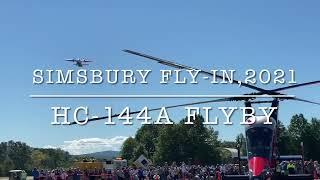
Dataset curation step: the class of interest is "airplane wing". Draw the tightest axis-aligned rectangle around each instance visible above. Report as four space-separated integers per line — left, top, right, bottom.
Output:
240 156 247 161
239 155 303 161
83 60 92 62
223 175 249 180
278 155 303 161
223 174 313 180
65 59 76 62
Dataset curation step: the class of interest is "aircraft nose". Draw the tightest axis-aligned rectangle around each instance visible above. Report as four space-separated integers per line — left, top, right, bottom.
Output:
248 157 270 177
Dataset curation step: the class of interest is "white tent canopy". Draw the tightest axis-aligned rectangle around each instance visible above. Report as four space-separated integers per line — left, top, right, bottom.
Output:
224 148 238 158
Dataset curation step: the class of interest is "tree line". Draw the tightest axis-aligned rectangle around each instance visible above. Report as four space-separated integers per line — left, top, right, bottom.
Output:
0 141 73 176
121 114 320 165
0 114 319 176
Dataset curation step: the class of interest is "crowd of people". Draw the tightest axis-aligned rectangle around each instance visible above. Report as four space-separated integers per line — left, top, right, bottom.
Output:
276 160 320 178
31 163 239 180
31 160 320 180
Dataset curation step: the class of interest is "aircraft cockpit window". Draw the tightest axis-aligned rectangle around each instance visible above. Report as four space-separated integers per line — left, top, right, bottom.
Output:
246 127 273 158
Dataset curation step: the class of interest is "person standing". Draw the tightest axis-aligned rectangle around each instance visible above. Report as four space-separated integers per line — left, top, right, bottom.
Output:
32 168 40 180
287 161 296 174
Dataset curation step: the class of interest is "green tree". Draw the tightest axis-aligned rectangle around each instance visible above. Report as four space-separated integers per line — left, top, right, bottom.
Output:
288 114 310 155
31 150 48 169
236 133 247 155
278 121 292 155
221 141 237 148
287 114 320 160
7 141 32 170
133 145 147 161
220 149 233 163
0 141 73 176
153 115 221 165
3 157 14 175
120 137 137 162
306 118 320 160
0 142 7 162
135 125 161 158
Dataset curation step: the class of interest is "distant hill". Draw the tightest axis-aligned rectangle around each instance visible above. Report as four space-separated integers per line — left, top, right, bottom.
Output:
78 150 120 160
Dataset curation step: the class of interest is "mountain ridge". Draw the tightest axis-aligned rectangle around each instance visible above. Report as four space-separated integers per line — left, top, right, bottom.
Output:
77 150 120 159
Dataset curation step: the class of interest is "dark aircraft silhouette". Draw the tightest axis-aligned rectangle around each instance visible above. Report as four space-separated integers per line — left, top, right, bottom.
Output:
65 58 92 67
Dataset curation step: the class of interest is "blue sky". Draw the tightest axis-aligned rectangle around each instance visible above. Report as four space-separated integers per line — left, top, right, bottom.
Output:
0 0 319 154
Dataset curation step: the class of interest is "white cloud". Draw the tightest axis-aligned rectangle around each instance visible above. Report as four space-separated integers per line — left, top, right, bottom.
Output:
44 136 128 155
43 145 58 149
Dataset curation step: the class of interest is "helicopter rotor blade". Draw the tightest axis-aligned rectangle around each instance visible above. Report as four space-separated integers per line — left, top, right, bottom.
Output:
270 80 320 92
69 95 320 125
69 97 248 125
123 49 270 93
286 97 320 106
237 80 320 96
68 50 320 125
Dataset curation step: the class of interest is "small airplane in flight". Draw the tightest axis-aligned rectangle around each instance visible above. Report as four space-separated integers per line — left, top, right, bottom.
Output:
65 58 92 67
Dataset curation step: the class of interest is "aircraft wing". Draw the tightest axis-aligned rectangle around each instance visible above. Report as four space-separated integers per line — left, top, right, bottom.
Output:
286 174 313 180
83 60 92 62
239 155 303 161
223 175 249 180
240 156 247 161
224 174 313 180
278 155 303 161
65 59 76 62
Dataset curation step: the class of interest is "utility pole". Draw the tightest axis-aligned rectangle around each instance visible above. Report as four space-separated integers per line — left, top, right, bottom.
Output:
237 144 241 174
301 142 305 173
